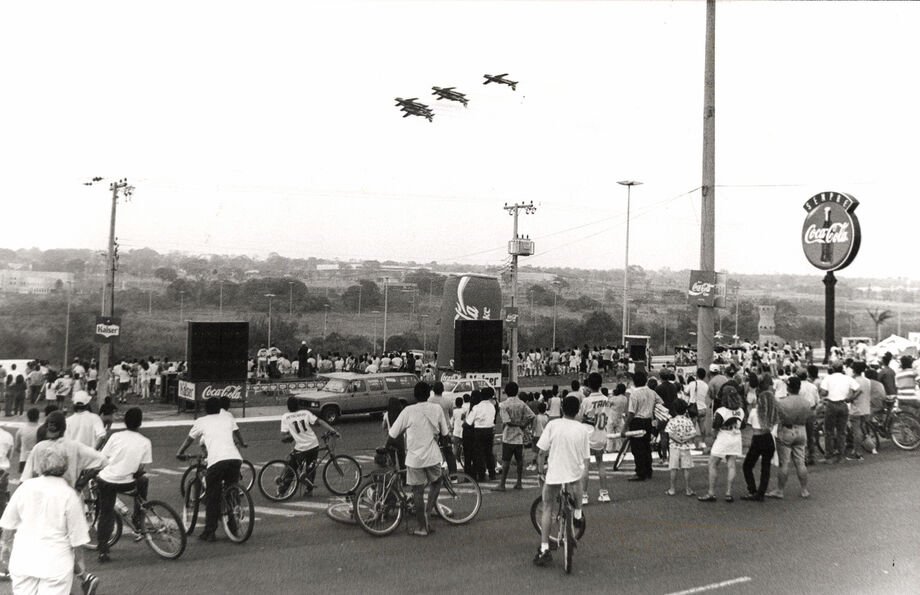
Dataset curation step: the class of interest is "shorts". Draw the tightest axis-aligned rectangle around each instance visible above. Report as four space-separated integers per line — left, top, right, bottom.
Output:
501 443 524 463
669 448 694 470
590 448 605 459
406 464 442 486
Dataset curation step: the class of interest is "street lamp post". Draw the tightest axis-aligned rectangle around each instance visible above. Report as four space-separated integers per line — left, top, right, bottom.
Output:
63 281 72 368
382 277 389 353
357 284 362 316
289 282 294 316
552 281 561 351
420 314 429 352
323 303 330 336
148 290 153 317
179 290 186 322
617 180 642 345
372 310 381 354
265 293 276 346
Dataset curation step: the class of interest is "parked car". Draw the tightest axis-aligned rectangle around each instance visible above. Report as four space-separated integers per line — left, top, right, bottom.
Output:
440 378 493 402
294 372 419 424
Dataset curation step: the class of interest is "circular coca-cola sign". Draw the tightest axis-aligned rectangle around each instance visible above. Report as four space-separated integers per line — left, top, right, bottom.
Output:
801 191 861 271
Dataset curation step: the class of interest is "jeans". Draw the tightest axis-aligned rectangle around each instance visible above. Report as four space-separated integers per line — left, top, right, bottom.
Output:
288 447 318 489
204 459 242 535
742 433 775 497
629 418 654 479
824 401 849 460
96 477 148 554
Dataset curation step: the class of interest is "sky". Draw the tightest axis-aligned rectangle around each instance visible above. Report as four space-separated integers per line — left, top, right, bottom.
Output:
2 0 919 280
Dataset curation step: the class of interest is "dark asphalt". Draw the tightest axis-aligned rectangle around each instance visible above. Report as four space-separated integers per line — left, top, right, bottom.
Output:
0 417 917 595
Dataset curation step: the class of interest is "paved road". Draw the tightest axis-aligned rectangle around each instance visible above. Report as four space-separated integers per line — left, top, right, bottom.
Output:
1 416 917 595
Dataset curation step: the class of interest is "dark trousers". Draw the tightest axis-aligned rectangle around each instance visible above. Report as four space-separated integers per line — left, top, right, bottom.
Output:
204 459 242 535
658 430 670 460
441 440 457 475
96 477 148 554
473 427 496 481
298 359 308 378
629 418 654 479
805 418 816 460
289 447 318 489
743 433 775 497
824 401 849 460
462 426 476 477
27 386 40 405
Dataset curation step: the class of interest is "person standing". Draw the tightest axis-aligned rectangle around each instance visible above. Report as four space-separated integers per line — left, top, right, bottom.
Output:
387 382 450 537
428 382 457 474
64 391 107 450
846 362 873 460
26 364 44 406
819 363 860 464
698 386 745 503
620 371 663 482
13 408 41 473
767 377 813 499
578 372 613 503
683 368 711 454
297 342 310 378
176 397 243 542
494 382 534 492
877 353 897 398
664 400 696 497
5 375 26 418
741 387 778 501
467 388 497 481
22 411 108 490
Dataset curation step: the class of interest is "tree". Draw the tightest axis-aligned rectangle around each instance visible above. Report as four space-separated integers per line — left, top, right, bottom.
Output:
866 308 894 342
154 267 178 283
342 280 381 311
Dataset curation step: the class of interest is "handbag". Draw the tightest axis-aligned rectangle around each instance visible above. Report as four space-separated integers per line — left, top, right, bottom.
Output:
687 403 699 418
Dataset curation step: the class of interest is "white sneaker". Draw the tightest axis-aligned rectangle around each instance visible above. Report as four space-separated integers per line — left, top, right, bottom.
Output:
582 493 589 505
598 490 611 503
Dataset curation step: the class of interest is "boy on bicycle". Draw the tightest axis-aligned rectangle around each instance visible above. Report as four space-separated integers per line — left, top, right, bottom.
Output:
534 395 589 567
279 397 339 496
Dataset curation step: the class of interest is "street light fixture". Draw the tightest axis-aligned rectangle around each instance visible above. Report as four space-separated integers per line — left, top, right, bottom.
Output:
617 180 642 345
265 293 276 345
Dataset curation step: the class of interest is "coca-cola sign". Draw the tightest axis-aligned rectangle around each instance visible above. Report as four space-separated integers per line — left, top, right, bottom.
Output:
688 271 727 307
201 384 243 400
437 274 502 369
802 191 861 271
178 380 247 402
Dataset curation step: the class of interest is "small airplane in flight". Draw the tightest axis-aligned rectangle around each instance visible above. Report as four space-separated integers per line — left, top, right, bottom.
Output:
83 176 103 186
483 73 517 91
431 86 469 107
394 97 434 122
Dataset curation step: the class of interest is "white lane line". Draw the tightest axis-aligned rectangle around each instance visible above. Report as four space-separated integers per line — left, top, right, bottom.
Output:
283 501 335 511
253 506 314 518
665 576 752 595
150 468 184 476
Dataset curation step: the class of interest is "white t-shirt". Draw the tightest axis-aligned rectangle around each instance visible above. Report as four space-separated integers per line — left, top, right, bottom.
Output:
799 381 820 408
0 475 90 579
188 414 242 467
684 379 710 409
388 402 449 469
578 393 612 451
219 409 240 430
536 418 590 485
820 373 859 402
98 430 153 484
467 401 496 428
547 395 562 417
0 428 13 471
64 410 106 449
281 410 320 452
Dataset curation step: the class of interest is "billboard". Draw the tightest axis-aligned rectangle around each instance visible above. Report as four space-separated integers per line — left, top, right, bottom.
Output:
801 191 861 272
436 274 502 369
688 271 727 308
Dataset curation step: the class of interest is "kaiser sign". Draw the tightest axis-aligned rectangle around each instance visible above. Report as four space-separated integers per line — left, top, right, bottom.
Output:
94 316 121 343
802 191 861 271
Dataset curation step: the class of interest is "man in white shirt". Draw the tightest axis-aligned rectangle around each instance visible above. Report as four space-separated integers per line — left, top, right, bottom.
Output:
65 391 106 450
534 395 589 567
683 368 711 453
819 363 861 464
466 388 497 481
388 382 450 537
277 397 339 497
176 397 242 542
95 408 152 563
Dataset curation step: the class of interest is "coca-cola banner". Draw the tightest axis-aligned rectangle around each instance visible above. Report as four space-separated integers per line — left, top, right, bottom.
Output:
436 274 503 369
801 191 861 272
688 271 727 308
178 380 247 402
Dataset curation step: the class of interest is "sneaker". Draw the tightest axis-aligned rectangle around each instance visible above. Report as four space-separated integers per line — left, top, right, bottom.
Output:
82 573 100 595
597 490 611 503
526 464 537 472
870 449 878 455
581 493 589 505
765 490 784 500
845 453 864 461
533 548 553 567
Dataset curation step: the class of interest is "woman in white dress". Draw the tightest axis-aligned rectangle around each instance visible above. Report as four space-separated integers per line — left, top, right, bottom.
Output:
698 386 746 503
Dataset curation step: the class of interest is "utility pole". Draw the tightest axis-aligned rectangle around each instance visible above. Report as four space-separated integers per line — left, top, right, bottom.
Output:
219 283 223 314
148 290 153 317
97 179 133 404
63 281 72 368
357 284 362 316
504 201 537 383
552 281 560 351
617 181 642 345
265 293 276 345
696 0 717 370
734 285 740 341
382 277 389 353
289 282 294 316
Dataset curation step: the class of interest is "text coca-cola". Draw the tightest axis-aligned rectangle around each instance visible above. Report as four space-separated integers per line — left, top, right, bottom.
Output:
803 222 850 245
201 384 244 400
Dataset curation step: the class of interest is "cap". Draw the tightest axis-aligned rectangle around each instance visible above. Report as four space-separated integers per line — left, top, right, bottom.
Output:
73 390 91 405
709 363 721 373
302 340 307 344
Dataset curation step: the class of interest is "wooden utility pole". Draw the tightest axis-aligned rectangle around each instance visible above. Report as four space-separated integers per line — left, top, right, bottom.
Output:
504 202 536 383
696 0 717 370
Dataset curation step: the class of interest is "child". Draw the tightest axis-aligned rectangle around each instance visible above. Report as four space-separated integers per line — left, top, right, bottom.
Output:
99 397 118 432
605 384 628 454
664 399 697 497
451 396 467 469
527 402 549 471
13 408 41 474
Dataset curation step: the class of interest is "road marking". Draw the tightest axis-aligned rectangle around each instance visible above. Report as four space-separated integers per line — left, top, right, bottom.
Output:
253 506 314 518
283 501 335 511
665 577 752 595
150 467 184 476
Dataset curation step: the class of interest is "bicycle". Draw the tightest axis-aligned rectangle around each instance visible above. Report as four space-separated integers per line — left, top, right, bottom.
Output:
352 447 481 537
530 479 584 574
610 430 647 470
81 475 187 560
178 453 255 543
865 397 920 451
257 433 362 501
180 456 255 500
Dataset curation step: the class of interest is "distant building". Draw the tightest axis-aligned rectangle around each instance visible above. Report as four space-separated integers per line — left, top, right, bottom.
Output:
0 269 74 294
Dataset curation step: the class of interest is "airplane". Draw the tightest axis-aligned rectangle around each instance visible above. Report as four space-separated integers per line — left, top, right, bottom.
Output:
483 73 517 91
396 99 434 122
83 176 103 186
431 86 469 107
394 97 426 110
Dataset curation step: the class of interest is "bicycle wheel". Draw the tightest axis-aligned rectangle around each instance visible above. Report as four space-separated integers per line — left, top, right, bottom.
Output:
322 455 362 495
563 513 575 574
142 500 188 560
221 484 254 543
436 472 481 525
239 460 256 492
84 502 122 550
180 465 206 501
530 496 586 542
182 479 201 535
613 440 630 471
890 413 920 450
257 460 298 502
353 478 402 536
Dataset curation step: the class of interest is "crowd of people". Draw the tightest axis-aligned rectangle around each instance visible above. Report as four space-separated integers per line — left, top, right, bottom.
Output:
249 343 431 381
